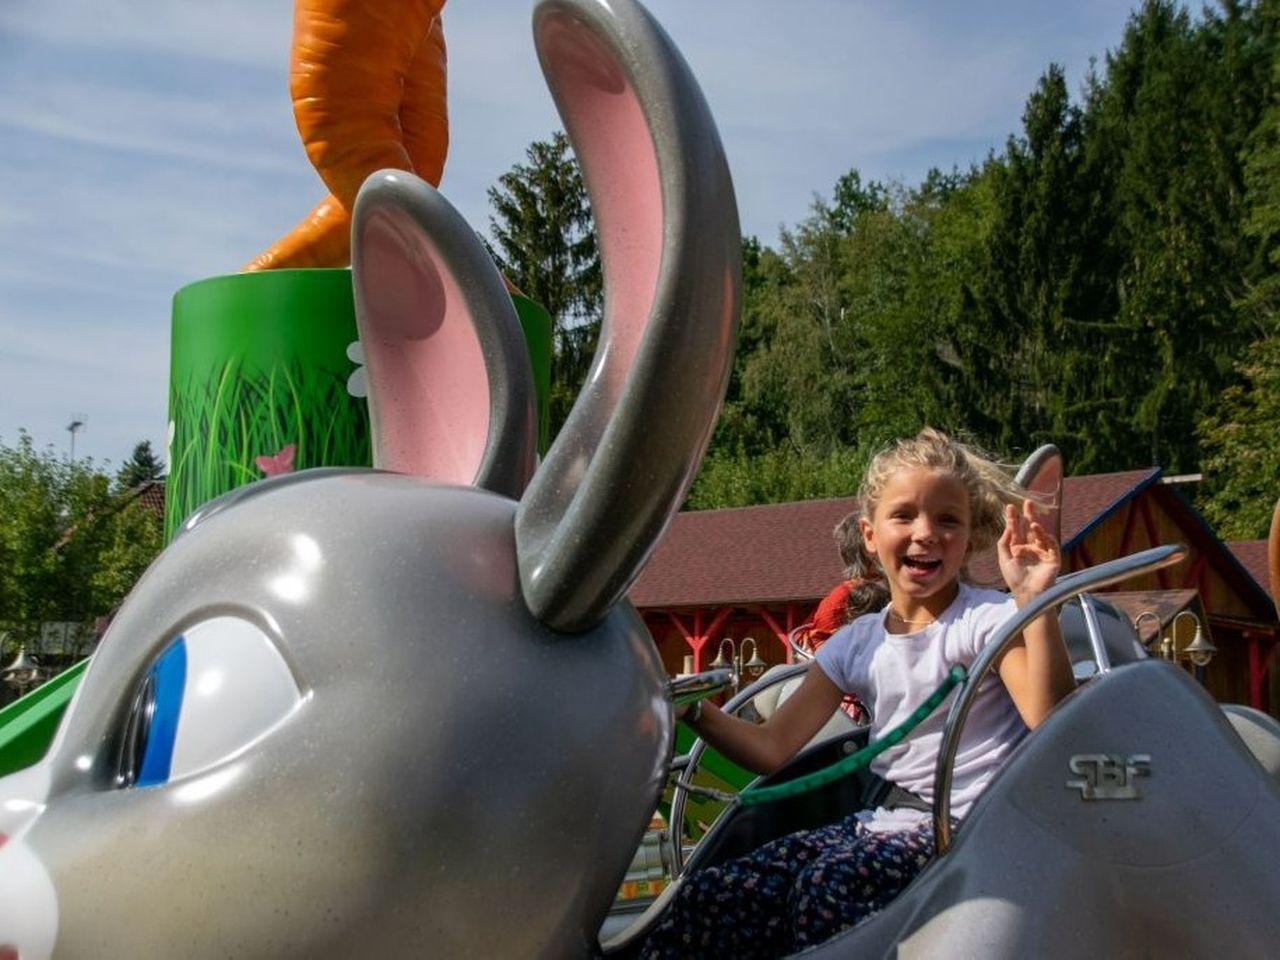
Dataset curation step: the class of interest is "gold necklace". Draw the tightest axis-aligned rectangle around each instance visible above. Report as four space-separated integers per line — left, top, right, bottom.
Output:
889 609 935 627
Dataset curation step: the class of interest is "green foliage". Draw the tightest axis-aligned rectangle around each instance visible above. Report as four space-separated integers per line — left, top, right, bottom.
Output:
958 64 1134 471
721 178 965 462
1081 1 1266 471
0 433 163 658
1241 47 1280 330
487 131 602 434
1197 336 1280 538
89 496 163 611
687 445 872 510
488 3 1280 521
704 0 1280 514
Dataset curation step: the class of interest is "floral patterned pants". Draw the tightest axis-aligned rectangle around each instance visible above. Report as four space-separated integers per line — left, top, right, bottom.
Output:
638 816 939 959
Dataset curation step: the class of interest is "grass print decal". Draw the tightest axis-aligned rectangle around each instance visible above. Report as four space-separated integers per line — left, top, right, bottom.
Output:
165 355 371 540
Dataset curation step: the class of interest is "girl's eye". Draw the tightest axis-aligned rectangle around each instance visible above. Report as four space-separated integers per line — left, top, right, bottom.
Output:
115 617 301 789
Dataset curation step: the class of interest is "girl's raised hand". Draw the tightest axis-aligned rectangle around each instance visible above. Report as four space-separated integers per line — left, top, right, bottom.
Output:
998 499 1061 603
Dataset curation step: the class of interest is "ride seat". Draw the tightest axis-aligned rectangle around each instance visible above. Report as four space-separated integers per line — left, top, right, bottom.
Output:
751 664 861 746
1222 703 1280 785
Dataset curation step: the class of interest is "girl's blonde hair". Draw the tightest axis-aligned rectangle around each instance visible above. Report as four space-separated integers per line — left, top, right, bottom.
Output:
846 427 1038 583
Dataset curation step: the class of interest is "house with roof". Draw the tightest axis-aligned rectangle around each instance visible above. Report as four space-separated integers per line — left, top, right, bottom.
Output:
630 469 1280 717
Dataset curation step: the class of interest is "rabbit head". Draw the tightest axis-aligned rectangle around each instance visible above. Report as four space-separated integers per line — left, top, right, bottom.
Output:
0 0 740 956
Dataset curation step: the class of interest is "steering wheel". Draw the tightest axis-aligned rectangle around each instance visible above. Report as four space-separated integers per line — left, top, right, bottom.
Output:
928 544 1187 857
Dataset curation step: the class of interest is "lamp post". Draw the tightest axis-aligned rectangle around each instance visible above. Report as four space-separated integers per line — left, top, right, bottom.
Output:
1165 610 1216 667
1133 609 1216 670
67 417 85 461
1133 610 1162 655
2 646 43 697
708 637 768 693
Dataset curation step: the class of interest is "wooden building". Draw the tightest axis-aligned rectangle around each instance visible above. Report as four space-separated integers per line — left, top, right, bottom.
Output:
630 469 1280 716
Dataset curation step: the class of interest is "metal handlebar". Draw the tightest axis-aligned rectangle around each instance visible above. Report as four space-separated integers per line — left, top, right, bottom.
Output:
785 623 816 662
667 662 811 874
930 544 1187 855
668 668 735 706
1077 593 1112 675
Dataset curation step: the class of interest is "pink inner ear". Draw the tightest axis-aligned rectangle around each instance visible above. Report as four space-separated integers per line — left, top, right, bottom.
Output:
539 13 663 389
358 207 490 482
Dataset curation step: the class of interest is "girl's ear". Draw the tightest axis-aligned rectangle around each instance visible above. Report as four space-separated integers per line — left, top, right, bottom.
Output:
859 517 877 556
351 172 537 498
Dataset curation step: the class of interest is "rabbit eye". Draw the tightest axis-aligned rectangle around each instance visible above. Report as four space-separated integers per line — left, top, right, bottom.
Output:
115 617 301 789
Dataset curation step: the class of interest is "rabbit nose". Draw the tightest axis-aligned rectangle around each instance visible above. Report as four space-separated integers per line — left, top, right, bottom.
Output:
0 793 60 960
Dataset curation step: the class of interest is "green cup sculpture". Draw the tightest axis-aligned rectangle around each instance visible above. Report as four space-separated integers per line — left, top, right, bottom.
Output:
167 269 550 540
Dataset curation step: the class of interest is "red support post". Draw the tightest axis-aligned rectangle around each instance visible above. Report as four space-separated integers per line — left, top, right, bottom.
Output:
666 606 733 672
1249 636 1265 711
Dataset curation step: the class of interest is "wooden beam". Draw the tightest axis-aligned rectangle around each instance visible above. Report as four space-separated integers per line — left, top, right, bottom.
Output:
657 607 734 671
1137 496 1170 590
1118 498 1139 555
752 606 796 661
1183 554 1208 608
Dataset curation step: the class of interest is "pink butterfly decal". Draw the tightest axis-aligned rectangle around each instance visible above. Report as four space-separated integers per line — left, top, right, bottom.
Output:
255 443 296 478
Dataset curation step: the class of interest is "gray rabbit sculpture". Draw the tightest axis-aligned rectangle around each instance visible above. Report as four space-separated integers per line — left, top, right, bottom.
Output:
0 0 740 956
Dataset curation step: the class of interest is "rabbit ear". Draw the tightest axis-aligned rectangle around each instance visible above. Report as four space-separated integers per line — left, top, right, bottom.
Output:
1015 444 1064 545
351 171 537 498
515 0 741 632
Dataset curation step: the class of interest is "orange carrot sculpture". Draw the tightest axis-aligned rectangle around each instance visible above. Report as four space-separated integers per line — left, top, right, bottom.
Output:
245 0 449 270
1269 497 1280 618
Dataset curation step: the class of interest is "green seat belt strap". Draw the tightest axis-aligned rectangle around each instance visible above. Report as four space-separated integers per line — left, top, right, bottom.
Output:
738 665 967 808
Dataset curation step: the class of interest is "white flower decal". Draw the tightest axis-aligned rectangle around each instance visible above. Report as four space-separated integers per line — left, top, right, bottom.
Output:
346 340 367 398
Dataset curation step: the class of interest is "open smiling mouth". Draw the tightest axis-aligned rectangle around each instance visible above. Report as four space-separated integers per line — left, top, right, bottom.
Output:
903 556 942 574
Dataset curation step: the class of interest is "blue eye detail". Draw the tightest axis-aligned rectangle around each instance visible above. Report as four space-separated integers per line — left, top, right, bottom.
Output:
136 638 189 787
117 618 301 789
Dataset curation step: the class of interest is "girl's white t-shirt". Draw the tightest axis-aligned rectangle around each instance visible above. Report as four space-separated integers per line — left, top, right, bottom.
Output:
815 582 1028 831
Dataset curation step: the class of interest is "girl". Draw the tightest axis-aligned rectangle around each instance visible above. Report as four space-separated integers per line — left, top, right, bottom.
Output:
641 428 1074 959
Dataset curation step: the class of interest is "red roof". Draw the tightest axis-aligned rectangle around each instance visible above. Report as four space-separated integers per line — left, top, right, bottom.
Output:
1227 540 1269 598
630 469 1159 609
135 480 166 514
632 496 858 608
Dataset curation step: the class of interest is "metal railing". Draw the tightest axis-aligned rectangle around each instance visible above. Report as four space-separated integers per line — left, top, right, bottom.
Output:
930 544 1187 855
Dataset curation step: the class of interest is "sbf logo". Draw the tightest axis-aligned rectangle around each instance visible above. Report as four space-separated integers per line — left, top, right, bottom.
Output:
1066 754 1151 800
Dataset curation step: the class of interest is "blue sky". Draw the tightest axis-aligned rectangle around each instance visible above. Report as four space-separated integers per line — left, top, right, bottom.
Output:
0 0 1139 469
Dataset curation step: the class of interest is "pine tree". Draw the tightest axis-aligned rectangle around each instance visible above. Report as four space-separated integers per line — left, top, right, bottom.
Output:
1197 335 1280 537
115 440 165 491
487 132 601 435
1086 0 1269 471
947 65 1127 469
1241 48 1280 332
